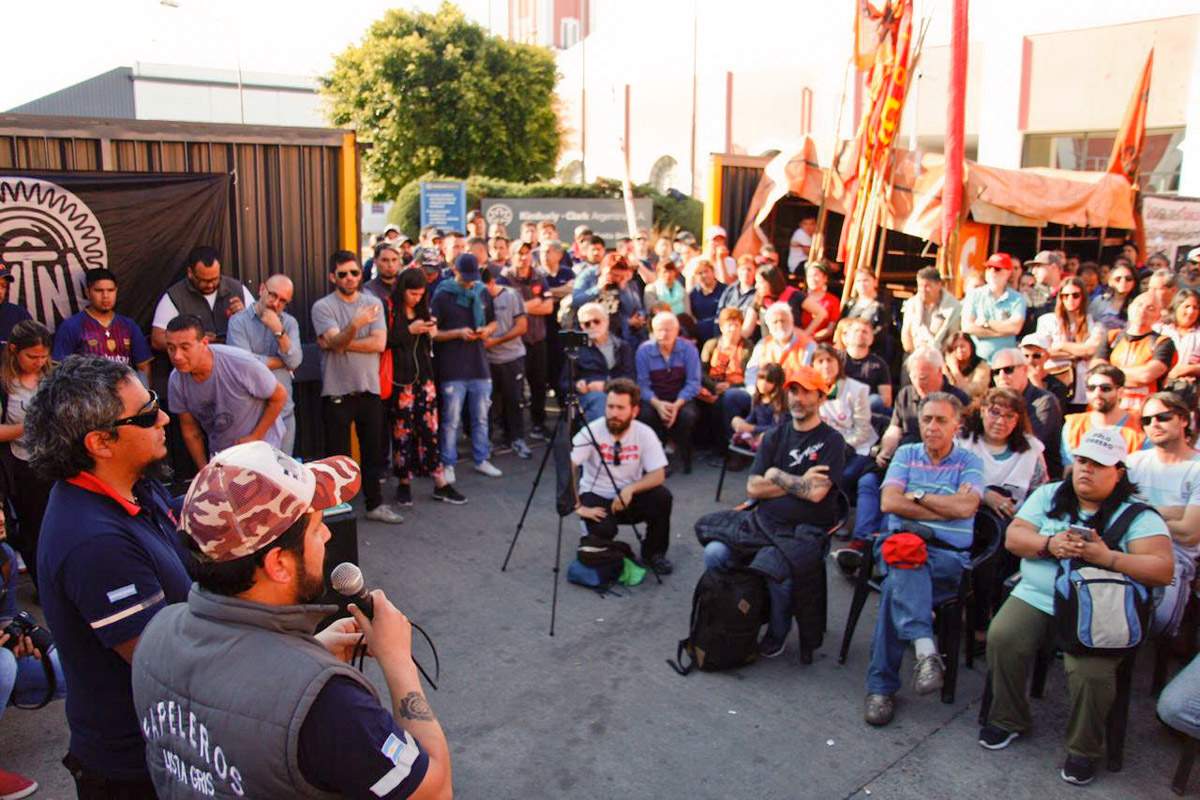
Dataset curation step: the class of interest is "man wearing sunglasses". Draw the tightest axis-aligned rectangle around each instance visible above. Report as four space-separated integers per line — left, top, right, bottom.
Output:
313 251 404 524
989 348 1064 479
1091 293 1175 418
26 356 191 797
1061 364 1146 467
1126 392 1200 637
227 275 303 455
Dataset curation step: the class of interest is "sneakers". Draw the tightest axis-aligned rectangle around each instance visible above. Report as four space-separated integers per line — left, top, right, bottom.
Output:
1061 754 1096 786
365 505 405 524
835 539 869 579
759 635 786 659
492 442 513 456
395 483 413 508
474 460 503 478
0 769 37 800
528 424 549 441
864 693 895 726
648 554 674 575
978 724 1020 750
913 653 945 695
512 439 532 459
442 465 456 485
433 484 468 505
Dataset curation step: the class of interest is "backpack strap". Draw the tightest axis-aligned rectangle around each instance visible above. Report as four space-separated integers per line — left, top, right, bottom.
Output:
1098 502 1158 551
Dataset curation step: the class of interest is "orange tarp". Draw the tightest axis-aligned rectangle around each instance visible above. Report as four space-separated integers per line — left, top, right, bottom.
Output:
732 144 1136 257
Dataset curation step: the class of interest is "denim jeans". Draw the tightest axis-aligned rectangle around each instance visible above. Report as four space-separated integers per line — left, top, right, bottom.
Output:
866 541 967 696
869 393 890 416
703 540 791 641
0 646 65 718
842 453 872 500
853 470 885 541
439 378 493 467
579 390 607 422
1160 653 1200 739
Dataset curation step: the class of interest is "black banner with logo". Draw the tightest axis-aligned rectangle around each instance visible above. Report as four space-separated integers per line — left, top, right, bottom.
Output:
0 171 229 332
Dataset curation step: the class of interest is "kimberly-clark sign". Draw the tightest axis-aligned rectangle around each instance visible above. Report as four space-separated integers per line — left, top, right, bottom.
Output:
481 198 653 243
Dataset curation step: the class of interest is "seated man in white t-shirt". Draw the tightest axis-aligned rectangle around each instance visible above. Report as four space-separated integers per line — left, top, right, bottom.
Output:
787 218 817 275
1126 391 1200 636
571 378 675 575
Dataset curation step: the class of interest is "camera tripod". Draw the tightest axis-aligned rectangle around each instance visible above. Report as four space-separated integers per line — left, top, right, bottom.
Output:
500 357 659 636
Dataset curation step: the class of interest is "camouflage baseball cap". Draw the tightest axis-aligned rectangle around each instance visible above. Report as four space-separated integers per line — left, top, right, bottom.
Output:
181 441 361 562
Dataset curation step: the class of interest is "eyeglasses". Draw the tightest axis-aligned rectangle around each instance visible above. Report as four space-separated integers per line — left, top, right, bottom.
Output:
1060 291 1082 299
1113 275 1136 284
1086 383 1116 393
985 405 1018 423
336 269 361 278
1141 411 1178 426
113 391 161 428
265 290 290 308
581 318 603 328
991 365 1020 376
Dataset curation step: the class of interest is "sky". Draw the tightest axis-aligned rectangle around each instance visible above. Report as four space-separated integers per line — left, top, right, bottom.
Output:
2 0 495 110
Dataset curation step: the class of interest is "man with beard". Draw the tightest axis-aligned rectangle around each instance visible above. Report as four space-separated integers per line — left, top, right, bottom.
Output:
1060 364 1145 466
131 442 452 799
572 378 674 576
364 241 404 304
52 267 153 380
27 355 190 797
695 366 846 661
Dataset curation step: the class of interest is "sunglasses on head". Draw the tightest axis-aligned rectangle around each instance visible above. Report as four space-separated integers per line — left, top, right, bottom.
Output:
1086 383 1115 393
991 365 1020 376
113 390 161 428
336 269 361 278
1141 410 1178 426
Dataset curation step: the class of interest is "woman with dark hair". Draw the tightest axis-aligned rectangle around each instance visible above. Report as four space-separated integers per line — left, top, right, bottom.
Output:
1089 262 1139 332
811 343 876 494
980 429 1173 786
941 332 990 400
957 387 1047 519
1161 288 1200 406
1037 276 1101 411
0 320 53 586
388 269 458 506
744 263 826 343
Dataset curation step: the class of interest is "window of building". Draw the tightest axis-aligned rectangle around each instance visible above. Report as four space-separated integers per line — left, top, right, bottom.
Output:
1023 128 1183 194
561 18 580 49
649 156 679 193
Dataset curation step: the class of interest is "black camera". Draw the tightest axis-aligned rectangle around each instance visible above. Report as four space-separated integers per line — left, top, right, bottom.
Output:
560 330 590 350
1 611 54 654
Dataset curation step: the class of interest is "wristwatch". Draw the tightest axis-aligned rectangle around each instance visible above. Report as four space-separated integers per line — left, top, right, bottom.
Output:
911 489 926 504
273 330 284 339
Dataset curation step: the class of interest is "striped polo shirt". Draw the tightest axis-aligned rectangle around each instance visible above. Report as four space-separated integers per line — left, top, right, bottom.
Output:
881 442 985 549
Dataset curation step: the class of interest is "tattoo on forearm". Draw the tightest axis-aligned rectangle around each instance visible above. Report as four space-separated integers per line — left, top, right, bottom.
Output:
770 471 812 499
398 692 435 721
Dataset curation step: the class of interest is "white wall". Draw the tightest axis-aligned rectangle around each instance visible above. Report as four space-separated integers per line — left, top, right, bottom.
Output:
133 80 325 126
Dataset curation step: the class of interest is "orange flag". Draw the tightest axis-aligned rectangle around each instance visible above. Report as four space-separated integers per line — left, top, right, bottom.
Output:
1107 48 1153 187
854 1 891 71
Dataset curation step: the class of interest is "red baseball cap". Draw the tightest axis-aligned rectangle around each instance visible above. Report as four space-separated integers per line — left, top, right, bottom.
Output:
984 252 1017 271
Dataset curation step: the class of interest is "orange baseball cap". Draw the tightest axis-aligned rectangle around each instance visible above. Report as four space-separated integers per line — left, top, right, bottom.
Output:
783 366 829 395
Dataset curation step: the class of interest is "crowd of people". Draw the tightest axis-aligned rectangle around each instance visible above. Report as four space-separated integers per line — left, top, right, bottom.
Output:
0 217 1199 795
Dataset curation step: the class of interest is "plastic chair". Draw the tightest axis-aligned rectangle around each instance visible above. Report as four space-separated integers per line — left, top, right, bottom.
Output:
713 438 757 502
837 511 1005 705
1171 732 1200 796
1153 565 1200 696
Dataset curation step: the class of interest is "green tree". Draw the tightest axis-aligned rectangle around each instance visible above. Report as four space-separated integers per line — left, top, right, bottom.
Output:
321 3 562 199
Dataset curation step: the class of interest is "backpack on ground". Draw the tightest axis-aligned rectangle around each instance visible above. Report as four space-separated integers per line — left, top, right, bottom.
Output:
668 567 767 675
1053 502 1158 657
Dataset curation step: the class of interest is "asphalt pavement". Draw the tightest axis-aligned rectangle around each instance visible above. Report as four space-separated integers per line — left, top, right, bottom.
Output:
1 430 1182 799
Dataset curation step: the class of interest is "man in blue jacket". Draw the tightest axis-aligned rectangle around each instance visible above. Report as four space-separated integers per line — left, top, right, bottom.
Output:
635 312 701 473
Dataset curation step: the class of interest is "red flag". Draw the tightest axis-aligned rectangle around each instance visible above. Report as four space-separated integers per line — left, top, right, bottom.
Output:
1107 48 1153 188
854 1 891 71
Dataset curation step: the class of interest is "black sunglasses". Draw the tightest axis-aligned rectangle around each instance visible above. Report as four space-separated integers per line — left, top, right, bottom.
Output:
113 391 161 428
1086 383 1116 393
991 365 1020 376
336 269 361 278
1142 411 1178 427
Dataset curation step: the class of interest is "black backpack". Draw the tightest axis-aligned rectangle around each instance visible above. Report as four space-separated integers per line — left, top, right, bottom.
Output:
668 567 768 675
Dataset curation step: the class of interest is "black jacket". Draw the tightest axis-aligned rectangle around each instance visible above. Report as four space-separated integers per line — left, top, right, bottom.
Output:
558 335 634 396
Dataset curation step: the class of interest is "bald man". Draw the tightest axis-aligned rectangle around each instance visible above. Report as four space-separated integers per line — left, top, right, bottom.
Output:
227 274 304 454
635 312 702 473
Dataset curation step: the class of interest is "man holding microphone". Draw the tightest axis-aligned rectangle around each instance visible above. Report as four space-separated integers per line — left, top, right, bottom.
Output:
131 441 452 799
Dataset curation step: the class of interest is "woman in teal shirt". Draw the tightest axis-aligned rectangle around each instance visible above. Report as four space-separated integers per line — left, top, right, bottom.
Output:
978 428 1173 787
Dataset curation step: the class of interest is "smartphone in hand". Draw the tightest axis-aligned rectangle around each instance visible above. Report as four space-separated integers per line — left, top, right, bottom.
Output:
1067 524 1096 542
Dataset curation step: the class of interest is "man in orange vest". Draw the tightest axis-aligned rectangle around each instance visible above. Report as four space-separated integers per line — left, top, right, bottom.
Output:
1091 293 1175 420
1061 363 1146 467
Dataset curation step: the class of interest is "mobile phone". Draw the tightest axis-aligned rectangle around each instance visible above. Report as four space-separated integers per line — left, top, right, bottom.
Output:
1067 524 1096 541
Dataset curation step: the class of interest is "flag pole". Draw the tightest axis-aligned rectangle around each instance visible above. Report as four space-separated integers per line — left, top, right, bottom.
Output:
809 56 853 268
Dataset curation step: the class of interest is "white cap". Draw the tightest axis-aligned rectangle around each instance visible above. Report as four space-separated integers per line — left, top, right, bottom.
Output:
705 225 727 241
1072 427 1129 467
1187 247 1200 263
1019 333 1051 351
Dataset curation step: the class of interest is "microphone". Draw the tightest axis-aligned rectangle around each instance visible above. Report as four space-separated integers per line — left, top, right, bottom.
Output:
330 562 374 619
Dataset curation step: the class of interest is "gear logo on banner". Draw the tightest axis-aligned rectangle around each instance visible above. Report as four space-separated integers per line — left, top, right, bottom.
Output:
485 203 514 228
0 177 107 331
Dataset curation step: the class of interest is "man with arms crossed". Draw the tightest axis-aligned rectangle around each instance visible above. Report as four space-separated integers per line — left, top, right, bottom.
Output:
132 442 451 799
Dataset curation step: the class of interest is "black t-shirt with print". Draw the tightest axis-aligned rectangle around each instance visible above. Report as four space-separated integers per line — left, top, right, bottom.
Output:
750 421 846 530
